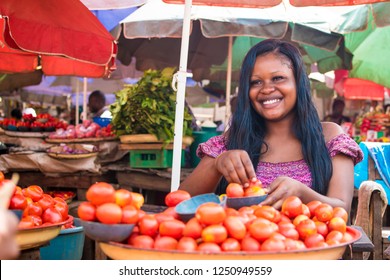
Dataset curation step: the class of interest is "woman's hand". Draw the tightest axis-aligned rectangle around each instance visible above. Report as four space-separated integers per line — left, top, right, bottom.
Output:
214 150 257 186
0 209 19 260
260 176 305 210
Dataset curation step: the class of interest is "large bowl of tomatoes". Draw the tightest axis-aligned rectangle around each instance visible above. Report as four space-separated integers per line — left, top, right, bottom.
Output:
16 216 72 250
98 190 360 260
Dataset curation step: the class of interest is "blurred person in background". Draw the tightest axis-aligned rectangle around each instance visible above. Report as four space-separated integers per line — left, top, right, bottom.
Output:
324 99 351 125
88 90 111 119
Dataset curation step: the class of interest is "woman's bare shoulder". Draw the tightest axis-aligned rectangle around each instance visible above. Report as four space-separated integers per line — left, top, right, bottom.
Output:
321 122 344 143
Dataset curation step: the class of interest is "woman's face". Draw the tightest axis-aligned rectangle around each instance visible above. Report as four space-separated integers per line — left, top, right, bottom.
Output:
249 52 297 122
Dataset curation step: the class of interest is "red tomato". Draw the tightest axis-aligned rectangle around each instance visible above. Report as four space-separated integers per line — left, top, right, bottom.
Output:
292 214 309 227
37 194 54 211
315 221 329 237
164 190 191 207
201 224 228 244
29 215 43 227
115 189 133 207
96 203 122 224
182 217 203 239
248 218 278 242
223 216 247 240
304 233 325 248
221 238 241 251
42 206 63 224
301 204 311 217
325 230 344 243
0 171 4 181
314 203 334 223
121 205 140 224
284 238 306 251
328 217 347 233
254 205 281 223
23 202 43 217
279 227 299 240
24 185 44 202
162 207 180 219
240 236 261 251
130 192 144 209
159 219 186 239
281 196 303 219
177 237 198 252
18 216 36 229
244 186 266 197
131 235 154 249
226 183 244 198
296 219 317 240
77 201 96 221
154 213 175 224
138 215 159 237
261 237 286 252
154 236 178 250
195 202 226 225
54 201 69 220
86 182 116 206
53 197 67 207
332 207 349 223
306 200 322 217
9 193 27 210
197 242 221 253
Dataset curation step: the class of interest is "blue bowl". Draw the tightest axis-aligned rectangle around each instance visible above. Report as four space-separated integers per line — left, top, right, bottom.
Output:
11 209 23 221
93 117 111 127
175 193 221 222
226 195 268 210
40 225 85 260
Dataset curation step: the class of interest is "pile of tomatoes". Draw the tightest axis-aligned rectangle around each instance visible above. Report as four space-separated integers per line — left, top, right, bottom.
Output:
7 184 71 229
76 181 352 253
77 182 145 224
123 192 351 252
225 179 266 198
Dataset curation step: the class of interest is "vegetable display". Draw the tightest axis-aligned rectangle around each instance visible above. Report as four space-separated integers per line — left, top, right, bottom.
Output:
110 68 193 144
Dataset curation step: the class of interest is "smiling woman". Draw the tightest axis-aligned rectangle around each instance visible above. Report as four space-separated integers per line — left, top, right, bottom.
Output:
179 39 363 216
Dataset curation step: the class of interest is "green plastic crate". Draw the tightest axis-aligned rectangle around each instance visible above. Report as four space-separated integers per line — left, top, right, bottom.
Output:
129 149 185 168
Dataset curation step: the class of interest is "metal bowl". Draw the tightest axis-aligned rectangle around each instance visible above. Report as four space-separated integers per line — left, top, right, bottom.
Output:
175 193 221 222
99 226 361 260
76 218 134 243
226 194 268 210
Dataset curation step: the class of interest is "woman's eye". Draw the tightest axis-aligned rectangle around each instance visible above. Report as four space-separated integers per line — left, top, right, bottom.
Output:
272 76 284 82
250 80 262 87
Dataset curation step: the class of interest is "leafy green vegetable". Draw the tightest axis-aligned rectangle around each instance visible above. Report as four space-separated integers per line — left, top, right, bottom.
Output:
110 68 193 144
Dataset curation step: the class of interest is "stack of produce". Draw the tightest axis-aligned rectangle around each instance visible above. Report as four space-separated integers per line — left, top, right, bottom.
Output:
78 181 352 253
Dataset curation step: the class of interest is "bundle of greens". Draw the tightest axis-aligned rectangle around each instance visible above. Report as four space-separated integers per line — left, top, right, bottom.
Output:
110 68 193 144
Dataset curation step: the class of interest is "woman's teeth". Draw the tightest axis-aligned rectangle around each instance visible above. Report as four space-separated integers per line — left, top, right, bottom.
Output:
262 99 280 105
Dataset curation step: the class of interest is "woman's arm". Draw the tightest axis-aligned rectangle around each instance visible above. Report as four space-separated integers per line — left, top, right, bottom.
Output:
179 156 223 196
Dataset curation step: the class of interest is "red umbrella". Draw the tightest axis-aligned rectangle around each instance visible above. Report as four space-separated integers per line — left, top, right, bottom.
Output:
0 0 117 78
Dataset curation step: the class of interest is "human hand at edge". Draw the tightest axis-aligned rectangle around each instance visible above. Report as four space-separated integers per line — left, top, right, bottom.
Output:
0 178 20 260
214 150 257 186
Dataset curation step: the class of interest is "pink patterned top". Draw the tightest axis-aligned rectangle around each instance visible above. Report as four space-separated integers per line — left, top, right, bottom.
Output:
197 133 363 188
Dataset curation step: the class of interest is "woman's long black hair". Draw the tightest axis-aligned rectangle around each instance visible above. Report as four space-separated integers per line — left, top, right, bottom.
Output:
216 39 332 196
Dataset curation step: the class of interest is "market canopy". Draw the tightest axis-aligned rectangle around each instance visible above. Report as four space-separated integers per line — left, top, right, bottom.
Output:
163 0 389 7
0 0 117 78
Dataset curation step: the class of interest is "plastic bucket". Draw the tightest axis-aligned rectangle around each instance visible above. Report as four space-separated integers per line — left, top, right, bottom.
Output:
40 226 85 260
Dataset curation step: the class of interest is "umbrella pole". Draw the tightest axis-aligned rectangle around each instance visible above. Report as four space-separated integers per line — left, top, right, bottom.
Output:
171 0 192 191
225 36 233 126
82 77 88 120
75 78 80 125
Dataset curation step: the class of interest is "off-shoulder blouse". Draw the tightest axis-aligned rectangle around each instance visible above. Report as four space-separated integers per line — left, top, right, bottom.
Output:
196 133 363 188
